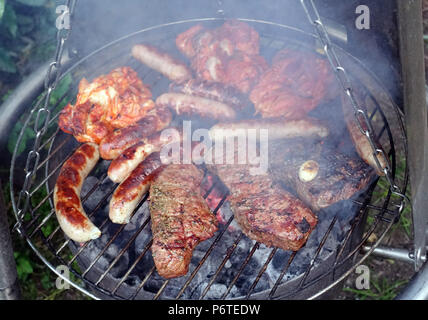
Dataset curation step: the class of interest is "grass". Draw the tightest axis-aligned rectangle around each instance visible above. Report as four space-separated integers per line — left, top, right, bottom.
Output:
340 154 414 300
343 277 409 300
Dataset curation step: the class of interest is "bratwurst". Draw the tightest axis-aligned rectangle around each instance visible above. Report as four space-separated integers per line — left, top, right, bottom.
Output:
132 44 192 83
53 143 101 242
169 79 249 112
99 106 172 160
107 130 181 183
208 117 329 142
109 152 164 224
156 93 237 121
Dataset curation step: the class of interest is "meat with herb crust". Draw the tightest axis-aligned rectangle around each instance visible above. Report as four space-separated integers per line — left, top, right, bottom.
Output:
149 164 218 278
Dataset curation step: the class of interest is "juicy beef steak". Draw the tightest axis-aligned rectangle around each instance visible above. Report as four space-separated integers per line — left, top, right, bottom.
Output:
269 139 376 212
207 158 317 251
149 164 218 278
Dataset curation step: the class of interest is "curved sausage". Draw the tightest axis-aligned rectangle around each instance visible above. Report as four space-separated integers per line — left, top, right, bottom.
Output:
53 143 101 242
131 44 192 83
107 131 181 183
208 117 329 141
341 91 388 176
99 106 172 160
109 152 164 224
156 93 237 121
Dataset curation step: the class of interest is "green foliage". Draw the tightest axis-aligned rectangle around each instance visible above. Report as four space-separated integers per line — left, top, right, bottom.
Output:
2 3 18 38
0 0 6 21
0 46 17 73
344 277 408 300
14 251 34 281
7 121 35 155
0 0 56 76
7 73 73 156
15 0 47 6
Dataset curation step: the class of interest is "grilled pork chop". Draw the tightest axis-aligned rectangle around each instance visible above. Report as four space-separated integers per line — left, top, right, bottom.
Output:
149 164 218 278
206 154 317 251
269 139 376 211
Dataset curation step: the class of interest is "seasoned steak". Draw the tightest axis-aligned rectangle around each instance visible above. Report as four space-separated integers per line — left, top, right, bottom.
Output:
149 164 218 278
207 159 317 251
269 139 376 211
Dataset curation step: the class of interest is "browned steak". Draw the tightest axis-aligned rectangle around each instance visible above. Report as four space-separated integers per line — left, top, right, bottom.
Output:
149 164 218 278
207 160 317 251
269 139 376 211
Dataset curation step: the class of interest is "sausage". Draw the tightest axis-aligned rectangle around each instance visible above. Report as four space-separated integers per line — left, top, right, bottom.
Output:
156 93 237 121
131 44 192 83
169 79 248 111
108 141 157 183
99 106 172 160
109 152 164 224
208 117 329 141
107 131 181 183
53 143 101 242
341 91 388 176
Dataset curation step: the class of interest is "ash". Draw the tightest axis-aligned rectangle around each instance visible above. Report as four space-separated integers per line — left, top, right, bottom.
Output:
72 173 363 299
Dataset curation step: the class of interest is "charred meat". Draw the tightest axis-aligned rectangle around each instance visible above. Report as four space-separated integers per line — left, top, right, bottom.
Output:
169 78 249 112
176 20 268 94
250 49 337 119
58 67 155 144
149 164 218 278
269 139 376 211
207 152 317 251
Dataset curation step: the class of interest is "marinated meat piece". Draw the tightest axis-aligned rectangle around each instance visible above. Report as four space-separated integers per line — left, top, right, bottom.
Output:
150 164 218 278
206 151 317 251
176 20 268 93
269 139 376 211
250 48 337 119
59 67 155 144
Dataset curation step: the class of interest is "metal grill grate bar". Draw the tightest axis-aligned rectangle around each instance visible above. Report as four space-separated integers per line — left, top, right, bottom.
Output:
268 251 297 299
95 198 151 285
175 214 234 299
112 238 153 296
199 232 244 299
245 247 278 299
221 242 260 299
297 215 338 290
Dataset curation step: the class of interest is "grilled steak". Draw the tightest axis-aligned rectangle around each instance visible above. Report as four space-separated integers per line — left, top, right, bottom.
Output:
206 154 317 251
149 164 218 278
269 139 376 211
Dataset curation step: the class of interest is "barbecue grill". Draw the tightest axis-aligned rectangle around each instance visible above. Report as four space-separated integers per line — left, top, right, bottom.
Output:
1 0 427 300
